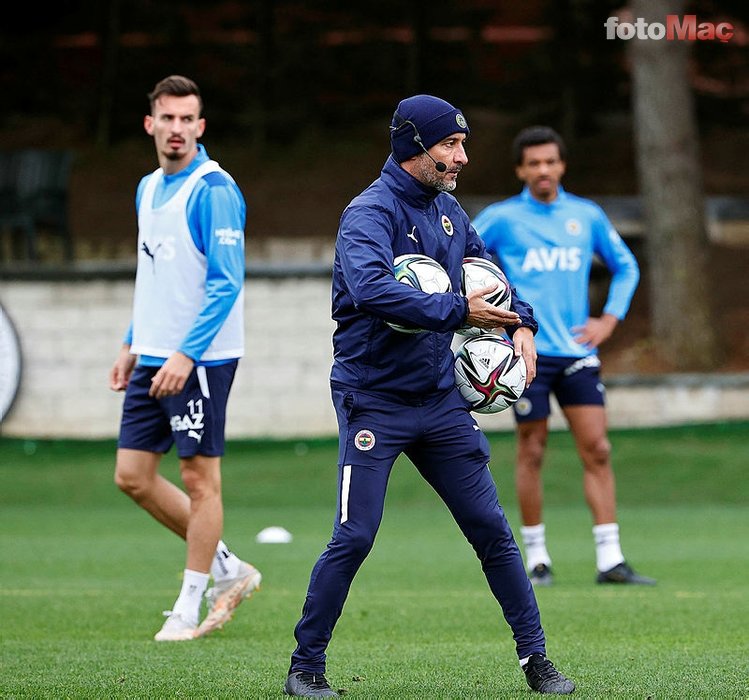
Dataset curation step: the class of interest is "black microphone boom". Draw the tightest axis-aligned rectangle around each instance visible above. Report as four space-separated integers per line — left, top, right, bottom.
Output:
413 134 448 172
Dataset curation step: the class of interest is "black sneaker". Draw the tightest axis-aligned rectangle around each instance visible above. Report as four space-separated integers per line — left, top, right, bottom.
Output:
523 654 575 694
596 561 656 585
284 671 338 697
528 563 554 587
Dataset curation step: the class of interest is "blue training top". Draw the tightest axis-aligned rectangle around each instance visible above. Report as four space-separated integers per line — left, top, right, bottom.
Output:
473 186 639 358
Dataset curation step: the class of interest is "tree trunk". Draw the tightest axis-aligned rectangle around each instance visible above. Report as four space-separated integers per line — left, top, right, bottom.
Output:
253 0 275 153
95 0 121 148
630 0 720 369
405 0 427 94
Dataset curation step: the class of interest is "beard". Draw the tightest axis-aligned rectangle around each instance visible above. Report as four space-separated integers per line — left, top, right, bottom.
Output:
415 155 458 191
434 178 457 192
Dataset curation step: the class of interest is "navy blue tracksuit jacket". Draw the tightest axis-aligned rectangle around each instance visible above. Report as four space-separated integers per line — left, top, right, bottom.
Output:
330 156 536 396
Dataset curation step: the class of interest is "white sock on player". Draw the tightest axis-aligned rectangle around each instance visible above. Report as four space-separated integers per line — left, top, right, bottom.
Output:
210 539 243 582
593 522 625 572
171 569 210 626
521 523 552 570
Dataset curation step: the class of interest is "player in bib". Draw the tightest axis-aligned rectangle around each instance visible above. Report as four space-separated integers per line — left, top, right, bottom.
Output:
109 76 261 642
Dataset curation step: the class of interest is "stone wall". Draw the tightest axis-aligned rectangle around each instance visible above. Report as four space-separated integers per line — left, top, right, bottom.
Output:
1 273 747 439
0 274 337 439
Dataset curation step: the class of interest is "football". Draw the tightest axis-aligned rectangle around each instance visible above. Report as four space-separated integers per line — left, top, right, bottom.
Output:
454 334 526 413
456 257 512 336
386 253 452 333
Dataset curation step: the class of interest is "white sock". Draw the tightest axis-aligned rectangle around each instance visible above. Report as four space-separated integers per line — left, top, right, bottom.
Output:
520 524 552 570
210 539 242 582
593 523 625 572
519 654 543 668
171 569 210 626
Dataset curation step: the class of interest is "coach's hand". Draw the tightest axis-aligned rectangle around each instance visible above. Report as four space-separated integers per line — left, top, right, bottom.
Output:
465 284 521 330
511 326 537 387
109 344 137 392
149 351 195 399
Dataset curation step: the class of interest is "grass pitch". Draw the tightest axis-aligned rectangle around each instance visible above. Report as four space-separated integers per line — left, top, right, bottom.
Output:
1 422 747 698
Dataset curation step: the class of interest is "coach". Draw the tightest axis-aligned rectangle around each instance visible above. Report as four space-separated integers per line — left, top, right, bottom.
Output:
283 95 574 697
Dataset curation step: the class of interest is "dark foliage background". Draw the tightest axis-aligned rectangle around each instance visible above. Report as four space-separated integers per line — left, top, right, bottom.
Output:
2 1 746 148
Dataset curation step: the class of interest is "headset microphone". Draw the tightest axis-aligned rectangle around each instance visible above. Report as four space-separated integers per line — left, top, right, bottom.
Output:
391 115 448 173
413 133 448 172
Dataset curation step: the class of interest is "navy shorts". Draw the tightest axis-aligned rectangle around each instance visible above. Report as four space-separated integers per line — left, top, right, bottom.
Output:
118 361 238 458
513 354 605 423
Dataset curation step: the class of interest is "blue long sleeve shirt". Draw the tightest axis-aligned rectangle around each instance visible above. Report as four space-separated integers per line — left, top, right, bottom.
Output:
473 186 639 357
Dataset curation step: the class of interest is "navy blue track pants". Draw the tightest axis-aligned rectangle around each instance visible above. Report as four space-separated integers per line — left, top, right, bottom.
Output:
290 386 546 673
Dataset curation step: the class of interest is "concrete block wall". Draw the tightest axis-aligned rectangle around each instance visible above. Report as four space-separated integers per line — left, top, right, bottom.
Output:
1 275 748 439
0 276 338 439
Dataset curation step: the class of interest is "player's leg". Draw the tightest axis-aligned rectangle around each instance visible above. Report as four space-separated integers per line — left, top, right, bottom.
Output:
559 360 655 585
562 404 616 525
116 447 254 603
184 363 262 635
116 365 200 640
557 359 620 574
115 365 190 535
515 419 549 525
288 389 406 689
115 448 190 535
152 452 222 638
151 366 221 640
179 453 223 573
164 362 261 638
515 421 554 584
512 359 556 584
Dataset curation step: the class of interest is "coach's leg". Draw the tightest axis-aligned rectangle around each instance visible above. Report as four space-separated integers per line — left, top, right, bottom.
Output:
290 460 392 674
563 405 617 525
115 447 190 537
418 453 546 659
410 393 546 659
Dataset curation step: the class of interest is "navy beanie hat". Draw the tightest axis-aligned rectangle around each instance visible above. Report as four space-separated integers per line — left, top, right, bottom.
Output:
390 94 469 163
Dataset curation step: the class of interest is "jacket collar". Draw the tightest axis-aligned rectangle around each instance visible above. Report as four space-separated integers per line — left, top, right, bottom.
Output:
381 155 440 209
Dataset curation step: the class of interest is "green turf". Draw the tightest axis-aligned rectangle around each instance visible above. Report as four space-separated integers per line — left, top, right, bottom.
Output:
1 422 748 698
